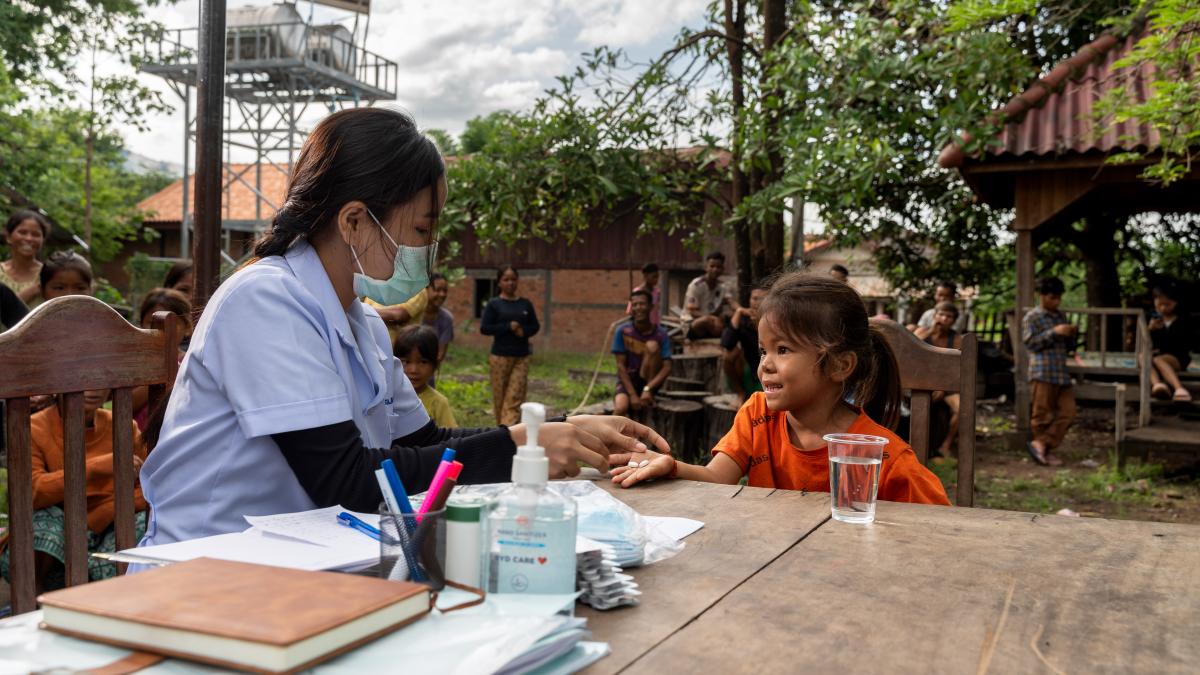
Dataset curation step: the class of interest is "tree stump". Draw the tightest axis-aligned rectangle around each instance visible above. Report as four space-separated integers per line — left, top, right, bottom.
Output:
665 376 707 391
672 353 722 394
645 398 704 463
703 394 741 452
658 390 713 404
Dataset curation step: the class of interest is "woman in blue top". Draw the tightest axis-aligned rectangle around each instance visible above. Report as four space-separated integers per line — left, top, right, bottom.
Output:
139 108 665 547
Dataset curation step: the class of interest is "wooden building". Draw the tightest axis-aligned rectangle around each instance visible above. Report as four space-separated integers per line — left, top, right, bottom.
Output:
938 26 1200 455
132 158 736 352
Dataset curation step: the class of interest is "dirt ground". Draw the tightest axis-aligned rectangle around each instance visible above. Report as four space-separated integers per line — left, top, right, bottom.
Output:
938 400 1200 523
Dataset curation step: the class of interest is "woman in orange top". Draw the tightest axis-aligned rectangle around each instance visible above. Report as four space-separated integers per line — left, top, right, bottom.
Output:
611 272 950 506
0 389 149 592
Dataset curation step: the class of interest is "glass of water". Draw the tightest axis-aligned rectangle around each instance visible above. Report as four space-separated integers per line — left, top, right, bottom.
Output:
824 433 888 524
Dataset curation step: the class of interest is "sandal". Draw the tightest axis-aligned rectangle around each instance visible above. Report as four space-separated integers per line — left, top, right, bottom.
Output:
1026 442 1048 466
1174 387 1193 402
1152 383 1170 399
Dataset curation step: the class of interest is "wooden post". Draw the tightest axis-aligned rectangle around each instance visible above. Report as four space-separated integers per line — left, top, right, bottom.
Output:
193 0 226 309
1014 228 1035 436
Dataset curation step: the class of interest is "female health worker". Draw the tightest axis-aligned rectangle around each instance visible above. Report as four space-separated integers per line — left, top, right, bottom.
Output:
138 108 667 547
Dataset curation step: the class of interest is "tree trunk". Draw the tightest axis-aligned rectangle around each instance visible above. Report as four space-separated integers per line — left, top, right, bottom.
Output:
760 0 788 277
1075 214 1124 351
724 0 753 304
83 128 93 249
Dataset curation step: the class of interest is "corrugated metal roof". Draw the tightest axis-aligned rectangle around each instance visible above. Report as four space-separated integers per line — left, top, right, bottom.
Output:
939 32 1159 168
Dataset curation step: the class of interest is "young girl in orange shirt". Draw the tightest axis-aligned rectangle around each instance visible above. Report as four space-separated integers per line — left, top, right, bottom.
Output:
611 272 950 506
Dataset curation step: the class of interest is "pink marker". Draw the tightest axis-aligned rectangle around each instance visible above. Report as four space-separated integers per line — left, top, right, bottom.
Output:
417 451 457 522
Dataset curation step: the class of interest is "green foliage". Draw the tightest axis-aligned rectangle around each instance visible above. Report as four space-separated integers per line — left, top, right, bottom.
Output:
441 57 727 254
424 128 460 156
1093 0 1200 185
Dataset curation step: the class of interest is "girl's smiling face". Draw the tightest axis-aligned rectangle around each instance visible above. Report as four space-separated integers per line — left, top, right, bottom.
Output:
756 315 828 413
43 269 92 300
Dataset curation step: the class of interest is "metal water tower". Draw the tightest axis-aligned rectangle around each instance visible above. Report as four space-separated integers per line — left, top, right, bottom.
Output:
141 1 397 259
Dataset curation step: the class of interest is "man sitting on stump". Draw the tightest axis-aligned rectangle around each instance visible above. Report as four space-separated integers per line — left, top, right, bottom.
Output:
681 251 736 340
613 289 673 415
722 286 766 404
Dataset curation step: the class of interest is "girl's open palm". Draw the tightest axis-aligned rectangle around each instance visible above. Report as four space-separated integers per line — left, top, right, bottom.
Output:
609 447 674 488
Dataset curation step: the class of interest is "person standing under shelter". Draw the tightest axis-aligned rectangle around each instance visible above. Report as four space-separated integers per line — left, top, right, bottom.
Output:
681 251 736 340
722 285 766 404
613 289 672 415
625 263 662 327
481 265 540 425
1023 276 1076 466
829 264 849 283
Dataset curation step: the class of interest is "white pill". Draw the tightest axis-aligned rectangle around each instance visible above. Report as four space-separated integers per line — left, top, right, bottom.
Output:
628 460 638 468
639 460 650 468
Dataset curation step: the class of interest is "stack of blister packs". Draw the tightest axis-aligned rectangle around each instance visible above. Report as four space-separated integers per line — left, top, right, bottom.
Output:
576 536 641 610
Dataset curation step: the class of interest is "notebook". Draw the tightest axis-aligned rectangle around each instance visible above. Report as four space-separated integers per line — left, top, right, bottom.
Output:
38 558 430 674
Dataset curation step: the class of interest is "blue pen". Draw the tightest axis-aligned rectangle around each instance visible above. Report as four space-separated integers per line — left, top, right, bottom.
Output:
380 459 424 581
381 459 414 515
337 512 382 541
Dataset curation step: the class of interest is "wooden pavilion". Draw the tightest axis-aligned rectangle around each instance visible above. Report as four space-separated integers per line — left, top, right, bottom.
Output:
938 27 1200 455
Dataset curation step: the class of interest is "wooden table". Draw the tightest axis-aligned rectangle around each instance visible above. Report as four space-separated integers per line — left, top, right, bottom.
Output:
587 480 1200 674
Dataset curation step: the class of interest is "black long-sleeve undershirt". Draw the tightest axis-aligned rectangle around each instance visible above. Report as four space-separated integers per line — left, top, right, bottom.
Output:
273 420 516 512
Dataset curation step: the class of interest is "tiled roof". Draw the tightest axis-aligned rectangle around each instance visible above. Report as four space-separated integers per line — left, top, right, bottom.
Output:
137 163 291 225
938 31 1158 168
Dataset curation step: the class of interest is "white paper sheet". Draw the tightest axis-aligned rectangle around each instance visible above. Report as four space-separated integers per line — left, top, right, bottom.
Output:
243 505 380 550
124 528 377 572
643 516 705 541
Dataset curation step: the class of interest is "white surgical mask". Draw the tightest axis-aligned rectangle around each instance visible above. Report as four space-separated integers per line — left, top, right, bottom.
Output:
351 209 438 306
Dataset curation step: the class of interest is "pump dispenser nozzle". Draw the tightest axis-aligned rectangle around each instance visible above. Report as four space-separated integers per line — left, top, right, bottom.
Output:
512 402 550 485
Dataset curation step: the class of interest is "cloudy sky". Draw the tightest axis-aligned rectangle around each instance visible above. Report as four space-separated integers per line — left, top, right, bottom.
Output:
117 0 711 166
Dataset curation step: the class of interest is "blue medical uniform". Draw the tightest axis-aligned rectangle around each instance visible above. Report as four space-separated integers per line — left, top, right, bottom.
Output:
139 241 430 547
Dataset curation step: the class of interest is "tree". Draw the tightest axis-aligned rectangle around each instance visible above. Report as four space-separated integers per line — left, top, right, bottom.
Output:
458 111 520 154
423 128 460 156
0 1 173 258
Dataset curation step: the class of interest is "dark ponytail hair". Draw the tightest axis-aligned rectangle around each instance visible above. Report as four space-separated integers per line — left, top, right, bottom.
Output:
759 272 902 428
253 108 445 259
40 251 93 289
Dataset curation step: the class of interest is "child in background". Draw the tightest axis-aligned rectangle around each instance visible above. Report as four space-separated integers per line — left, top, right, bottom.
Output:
1148 283 1193 402
395 324 457 428
132 288 193 431
1022 276 1076 466
0 389 149 591
609 273 950 506
39 251 93 300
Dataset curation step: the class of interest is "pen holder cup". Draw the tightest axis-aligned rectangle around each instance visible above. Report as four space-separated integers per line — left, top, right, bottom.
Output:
379 506 447 591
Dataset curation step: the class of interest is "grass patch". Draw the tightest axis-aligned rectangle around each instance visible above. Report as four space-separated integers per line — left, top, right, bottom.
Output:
437 344 615 427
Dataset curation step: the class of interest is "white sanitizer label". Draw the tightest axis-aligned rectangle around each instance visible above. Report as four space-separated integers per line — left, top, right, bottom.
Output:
488 516 576 594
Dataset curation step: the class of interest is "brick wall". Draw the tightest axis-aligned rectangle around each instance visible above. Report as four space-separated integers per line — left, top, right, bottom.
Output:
443 268 647 354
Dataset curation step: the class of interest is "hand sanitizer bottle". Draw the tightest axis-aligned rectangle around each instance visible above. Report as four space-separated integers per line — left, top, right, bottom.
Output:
482 402 578 594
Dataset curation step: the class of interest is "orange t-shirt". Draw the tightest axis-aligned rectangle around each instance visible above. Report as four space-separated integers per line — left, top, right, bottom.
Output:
713 392 951 506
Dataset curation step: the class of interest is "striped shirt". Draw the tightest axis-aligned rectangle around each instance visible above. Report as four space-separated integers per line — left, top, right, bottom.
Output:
1022 306 1073 386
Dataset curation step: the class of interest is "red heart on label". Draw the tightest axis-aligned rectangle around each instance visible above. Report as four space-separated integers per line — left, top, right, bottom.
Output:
537 557 547 565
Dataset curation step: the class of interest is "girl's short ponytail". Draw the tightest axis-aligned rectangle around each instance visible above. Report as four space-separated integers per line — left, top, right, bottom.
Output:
863 326 902 429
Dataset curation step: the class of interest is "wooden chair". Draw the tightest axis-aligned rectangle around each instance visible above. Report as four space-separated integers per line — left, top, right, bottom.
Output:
870 318 977 507
0 296 181 614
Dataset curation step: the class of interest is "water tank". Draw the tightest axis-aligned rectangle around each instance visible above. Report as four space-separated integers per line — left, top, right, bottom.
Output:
225 3 306 62
308 24 357 74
